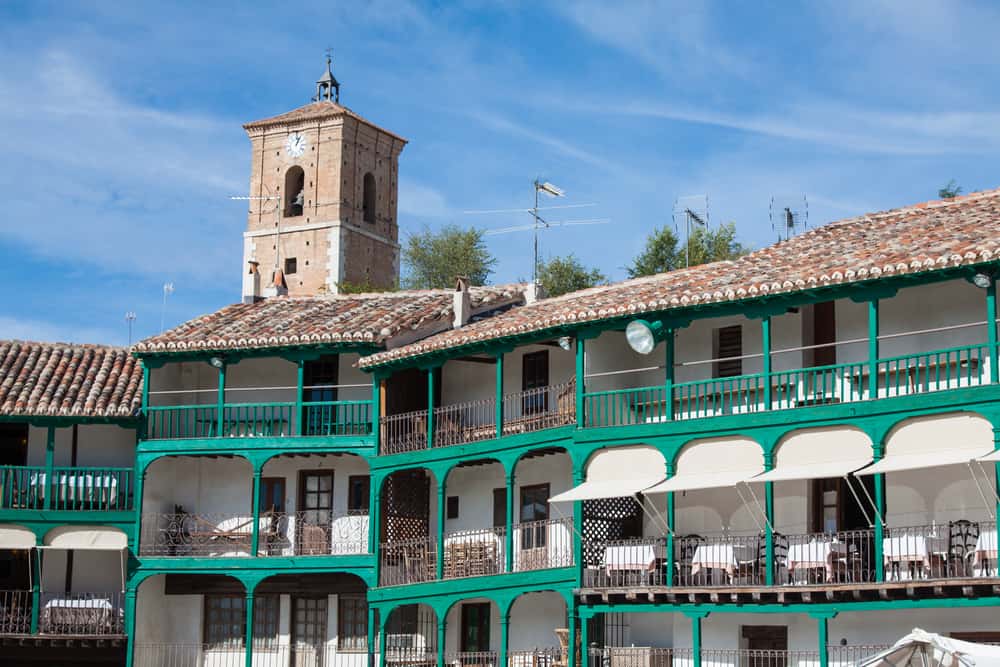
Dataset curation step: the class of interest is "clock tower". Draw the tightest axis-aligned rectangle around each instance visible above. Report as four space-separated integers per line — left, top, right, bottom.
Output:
241 57 407 299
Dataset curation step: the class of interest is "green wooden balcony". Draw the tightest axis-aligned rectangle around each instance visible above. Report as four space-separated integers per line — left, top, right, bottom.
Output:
144 400 373 440
0 465 133 511
584 343 991 428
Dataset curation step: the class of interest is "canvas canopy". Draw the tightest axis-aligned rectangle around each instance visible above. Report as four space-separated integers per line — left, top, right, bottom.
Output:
856 413 994 475
858 628 1000 667
753 427 872 483
645 437 764 493
549 445 665 503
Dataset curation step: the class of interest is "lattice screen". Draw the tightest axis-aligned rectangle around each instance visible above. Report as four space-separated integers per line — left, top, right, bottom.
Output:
382 470 431 543
582 496 643 565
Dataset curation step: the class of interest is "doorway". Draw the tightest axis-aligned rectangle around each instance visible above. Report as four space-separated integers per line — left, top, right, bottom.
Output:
460 602 491 655
259 478 286 555
0 424 28 466
297 471 333 555
292 596 328 667
741 625 787 667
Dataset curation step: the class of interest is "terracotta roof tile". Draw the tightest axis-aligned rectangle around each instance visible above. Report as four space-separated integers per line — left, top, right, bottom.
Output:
0 341 143 418
133 285 526 355
243 101 408 142
360 187 1000 368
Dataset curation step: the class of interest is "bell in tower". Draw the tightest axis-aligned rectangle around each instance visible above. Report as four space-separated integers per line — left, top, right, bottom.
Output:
314 54 340 103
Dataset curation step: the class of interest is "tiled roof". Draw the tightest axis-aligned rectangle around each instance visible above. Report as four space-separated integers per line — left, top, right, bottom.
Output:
360 187 1000 368
243 101 408 142
0 341 143 418
133 285 526 355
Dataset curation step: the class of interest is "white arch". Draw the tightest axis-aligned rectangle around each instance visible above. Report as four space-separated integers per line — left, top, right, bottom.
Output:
646 436 763 493
858 412 994 475
0 524 35 549
755 426 873 482
549 445 665 503
44 526 128 550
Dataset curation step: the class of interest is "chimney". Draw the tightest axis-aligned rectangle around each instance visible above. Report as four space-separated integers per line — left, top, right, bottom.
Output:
243 261 262 304
524 281 546 304
263 268 289 298
453 276 471 328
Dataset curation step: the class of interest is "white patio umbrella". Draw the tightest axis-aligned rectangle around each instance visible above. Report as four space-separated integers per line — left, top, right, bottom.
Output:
858 629 1000 667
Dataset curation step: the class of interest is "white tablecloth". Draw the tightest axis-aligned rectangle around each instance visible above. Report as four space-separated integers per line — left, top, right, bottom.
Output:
603 544 656 574
787 541 847 581
974 531 998 568
44 597 114 611
30 473 118 499
690 543 755 576
882 534 947 570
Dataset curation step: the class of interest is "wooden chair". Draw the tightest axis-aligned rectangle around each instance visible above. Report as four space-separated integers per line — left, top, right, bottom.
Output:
674 534 704 585
947 519 980 577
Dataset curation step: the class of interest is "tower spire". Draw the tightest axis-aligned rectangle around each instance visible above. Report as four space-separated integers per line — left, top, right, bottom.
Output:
314 50 340 103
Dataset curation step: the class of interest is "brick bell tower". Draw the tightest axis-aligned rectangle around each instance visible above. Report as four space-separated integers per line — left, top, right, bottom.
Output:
241 56 407 299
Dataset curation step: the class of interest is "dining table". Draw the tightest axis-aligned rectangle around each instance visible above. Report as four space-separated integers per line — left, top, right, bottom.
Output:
974 530 997 573
882 533 947 579
603 543 658 576
41 597 119 633
786 540 848 583
690 542 756 579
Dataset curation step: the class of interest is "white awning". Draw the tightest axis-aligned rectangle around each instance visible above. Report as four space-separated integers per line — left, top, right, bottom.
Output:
42 526 128 550
753 427 873 483
549 445 666 503
978 449 1000 463
0 525 36 549
645 436 764 494
856 412 995 476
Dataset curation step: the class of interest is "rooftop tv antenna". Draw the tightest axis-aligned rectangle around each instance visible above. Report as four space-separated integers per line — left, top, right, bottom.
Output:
770 195 809 241
230 188 282 274
672 194 709 268
464 179 610 283
160 283 174 334
125 311 136 347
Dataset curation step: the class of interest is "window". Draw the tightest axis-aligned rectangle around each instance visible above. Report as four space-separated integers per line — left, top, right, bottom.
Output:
522 350 550 414
492 488 506 528
713 325 742 378
203 595 279 649
520 483 549 549
338 595 369 651
363 172 376 223
303 354 339 436
284 257 297 275
285 166 305 217
348 475 370 513
447 495 459 519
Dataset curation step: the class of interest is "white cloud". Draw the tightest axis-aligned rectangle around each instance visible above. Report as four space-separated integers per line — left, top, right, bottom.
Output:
0 315 122 346
399 180 450 219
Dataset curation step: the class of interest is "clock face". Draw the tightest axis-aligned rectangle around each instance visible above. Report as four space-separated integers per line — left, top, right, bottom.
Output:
286 132 307 158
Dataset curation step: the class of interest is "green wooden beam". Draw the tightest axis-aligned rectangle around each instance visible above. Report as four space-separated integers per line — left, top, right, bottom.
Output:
496 353 505 440
576 338 586 428
427 369 436 450
217 363 227 437
42 426 55 511
987 280 998 383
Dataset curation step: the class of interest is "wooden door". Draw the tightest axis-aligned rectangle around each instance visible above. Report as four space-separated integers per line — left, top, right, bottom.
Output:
259 477 286 555
460 602 491 654
297 471 333 555
522 351 550 414
293 596 329 667
813 301 836 366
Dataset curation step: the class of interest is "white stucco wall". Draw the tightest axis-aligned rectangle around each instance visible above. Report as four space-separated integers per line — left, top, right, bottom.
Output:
143 456 253 516
508 592 567 651
40 546 125 594
26 424 135 468
444 598 500 654
225 357 297 406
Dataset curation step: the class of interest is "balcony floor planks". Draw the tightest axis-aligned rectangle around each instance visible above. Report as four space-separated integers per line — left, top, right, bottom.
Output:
577 576 1000 606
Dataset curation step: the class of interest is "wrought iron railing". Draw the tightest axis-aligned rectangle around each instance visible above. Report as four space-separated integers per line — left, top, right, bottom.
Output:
503 380 576 434
589 648 822 667
380 537 438 586
784 529 876 585
883 521 997 580
434 398 496 447
672 533 765 587
826 645 891 666
447 651 498 667
443 526 505 578
134 644 374 667
381 409 429 454
386 648 438 667
513 517 574 572
140 512 255 557
256 510 370 556
39 591 123 636
583 342 996 428
583 537 667 588
509 648 562 667
0 590 31 635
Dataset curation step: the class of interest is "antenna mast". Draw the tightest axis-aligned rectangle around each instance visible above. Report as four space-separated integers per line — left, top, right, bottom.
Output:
672 195 709 268
770 195 809 241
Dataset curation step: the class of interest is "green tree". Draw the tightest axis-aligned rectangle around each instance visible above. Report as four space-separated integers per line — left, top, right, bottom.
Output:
627 221 748 278
939 180 963 199
537 254 607 297
402 224 496 289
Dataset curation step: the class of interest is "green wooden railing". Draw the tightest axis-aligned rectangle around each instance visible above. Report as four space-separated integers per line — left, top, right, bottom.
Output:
0 465 132 511
584 343 993 428
145 400 373 440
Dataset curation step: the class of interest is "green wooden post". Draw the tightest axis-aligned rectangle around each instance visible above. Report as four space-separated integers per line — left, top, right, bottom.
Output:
367 606 376 666
995 429 1000 579
764 453 775 586
987 280 998 383
372 376 382 449
29 544 40 634
575 338 585 427
133 463 146 548
691 614 703 667
250 468 262 557
140 363 150 439
43 426 55 510
217 363 227 437
761 317 772 409
295 360 305 436
124 586 137 667
666 463 676 586
817 615 830 667
581 614 590 667
665 329 675 421
427 369 435 449
573 466 585 586
505 473 515 573
378 610 387 666
369 476 380 556
496 354 504 439
874 442 886 582
868 300 879 399
499 608 510 667
244 587 255 667
437 616 446 667
436 483 446 580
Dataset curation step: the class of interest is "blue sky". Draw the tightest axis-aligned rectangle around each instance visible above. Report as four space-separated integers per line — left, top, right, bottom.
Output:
1 1 999 346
